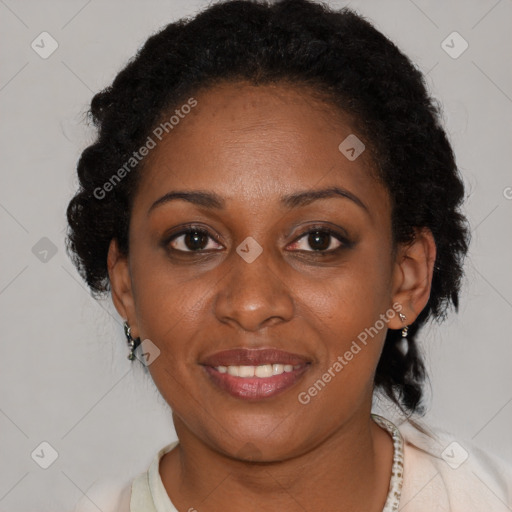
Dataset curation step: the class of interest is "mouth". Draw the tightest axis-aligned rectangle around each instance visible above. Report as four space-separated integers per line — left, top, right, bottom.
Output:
200 348 312 401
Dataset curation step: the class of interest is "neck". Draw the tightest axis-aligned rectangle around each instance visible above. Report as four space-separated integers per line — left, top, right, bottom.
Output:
159 409 394 512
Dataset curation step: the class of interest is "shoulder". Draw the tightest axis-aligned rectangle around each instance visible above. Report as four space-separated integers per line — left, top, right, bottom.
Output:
73 441 179 512
129 440 179 511
397 417 512 511
72 476 132 512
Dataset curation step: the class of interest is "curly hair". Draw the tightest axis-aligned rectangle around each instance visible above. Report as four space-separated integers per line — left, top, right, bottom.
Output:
66 0 470 414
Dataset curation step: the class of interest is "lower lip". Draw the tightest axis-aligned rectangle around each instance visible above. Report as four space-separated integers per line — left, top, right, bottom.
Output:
202 365 310 400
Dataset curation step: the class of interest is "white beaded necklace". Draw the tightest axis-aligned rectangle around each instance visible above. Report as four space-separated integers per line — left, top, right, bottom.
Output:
371 414 405 512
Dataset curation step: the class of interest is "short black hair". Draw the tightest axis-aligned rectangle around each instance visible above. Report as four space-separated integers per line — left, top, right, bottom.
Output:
66 0 470 415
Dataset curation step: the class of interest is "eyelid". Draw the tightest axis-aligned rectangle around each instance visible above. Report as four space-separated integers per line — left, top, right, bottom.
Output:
164 225 224 252
163 223 352 254
289 225 351 252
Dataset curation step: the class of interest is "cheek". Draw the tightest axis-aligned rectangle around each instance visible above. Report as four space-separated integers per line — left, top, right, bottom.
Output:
127 252 213 401
129 242 207 332
131 270 204 411
301 239 393 331
297 238 394 382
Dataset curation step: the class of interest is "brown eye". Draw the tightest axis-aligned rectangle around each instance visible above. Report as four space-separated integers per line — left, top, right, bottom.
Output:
288 227 350 253
306 231 337 251
167 228 223 252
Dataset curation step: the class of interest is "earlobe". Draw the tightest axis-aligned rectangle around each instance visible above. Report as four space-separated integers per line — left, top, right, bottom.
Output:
389 228 436 329
107 238 137 333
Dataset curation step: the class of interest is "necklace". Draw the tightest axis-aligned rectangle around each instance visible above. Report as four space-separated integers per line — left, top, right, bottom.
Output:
371 414 404 512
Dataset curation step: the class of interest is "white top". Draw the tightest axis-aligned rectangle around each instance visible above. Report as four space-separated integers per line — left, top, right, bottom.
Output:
75 414 512 511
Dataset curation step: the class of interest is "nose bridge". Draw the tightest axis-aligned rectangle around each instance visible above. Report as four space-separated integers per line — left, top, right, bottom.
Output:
214 241 294 331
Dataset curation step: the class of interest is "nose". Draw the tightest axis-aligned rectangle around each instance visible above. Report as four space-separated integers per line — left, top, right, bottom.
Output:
213 246 294 332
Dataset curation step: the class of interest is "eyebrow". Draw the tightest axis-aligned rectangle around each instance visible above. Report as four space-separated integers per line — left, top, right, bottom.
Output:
147 186 369 215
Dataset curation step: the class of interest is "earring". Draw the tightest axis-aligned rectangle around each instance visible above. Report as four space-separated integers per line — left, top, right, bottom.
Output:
397 312 409 356
399 312 409 339
124 321 141 361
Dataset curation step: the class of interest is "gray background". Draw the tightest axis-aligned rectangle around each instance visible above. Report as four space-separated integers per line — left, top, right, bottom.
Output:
1 0 511 510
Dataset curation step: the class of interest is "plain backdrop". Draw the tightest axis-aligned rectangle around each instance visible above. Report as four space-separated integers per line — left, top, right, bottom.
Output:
1 0 511 510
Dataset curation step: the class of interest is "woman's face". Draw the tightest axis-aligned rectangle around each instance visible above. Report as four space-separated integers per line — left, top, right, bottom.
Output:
109 81 428 461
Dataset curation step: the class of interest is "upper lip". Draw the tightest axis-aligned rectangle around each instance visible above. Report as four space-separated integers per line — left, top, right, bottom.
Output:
200 348 311 367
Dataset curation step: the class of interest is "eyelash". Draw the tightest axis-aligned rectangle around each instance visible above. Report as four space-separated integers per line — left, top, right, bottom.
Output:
163 224 352 255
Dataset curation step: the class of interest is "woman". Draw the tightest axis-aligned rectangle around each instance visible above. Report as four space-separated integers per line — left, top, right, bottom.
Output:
66 0 512 510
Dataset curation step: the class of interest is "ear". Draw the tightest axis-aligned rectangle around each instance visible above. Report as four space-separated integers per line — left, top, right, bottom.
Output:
107 238 139 338
388 227 436 329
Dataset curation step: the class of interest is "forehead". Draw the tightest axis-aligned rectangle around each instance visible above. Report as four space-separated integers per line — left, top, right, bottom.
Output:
132 81 388 217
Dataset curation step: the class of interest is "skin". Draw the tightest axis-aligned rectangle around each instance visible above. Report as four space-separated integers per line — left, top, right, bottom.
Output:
108 81 436 511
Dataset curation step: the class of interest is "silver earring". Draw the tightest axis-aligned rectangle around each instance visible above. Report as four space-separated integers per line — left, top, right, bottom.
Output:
399 312 409 339
397 312 409 356
124 321 141 361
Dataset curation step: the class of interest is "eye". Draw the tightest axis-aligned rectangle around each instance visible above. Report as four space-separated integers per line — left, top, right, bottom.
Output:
166 227 223 252
288 227 348 253
163 224 351 255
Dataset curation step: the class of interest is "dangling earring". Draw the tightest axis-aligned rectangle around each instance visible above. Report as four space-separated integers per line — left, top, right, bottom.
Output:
124 321 141 361
399 312 409 338
397 312 409 356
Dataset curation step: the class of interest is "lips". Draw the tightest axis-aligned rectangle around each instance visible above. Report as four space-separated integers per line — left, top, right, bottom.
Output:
200 348 312 400
200 348 311 367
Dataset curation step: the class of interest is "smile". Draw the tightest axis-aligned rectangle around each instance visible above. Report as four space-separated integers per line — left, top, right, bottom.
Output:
215 363 302 377
200 347 312 400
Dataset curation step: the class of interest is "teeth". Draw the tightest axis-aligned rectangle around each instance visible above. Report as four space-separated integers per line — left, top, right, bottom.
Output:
255 364 273 377
272 364 284 375
227 366 239 377
215 364 302 378
239 365 255 377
